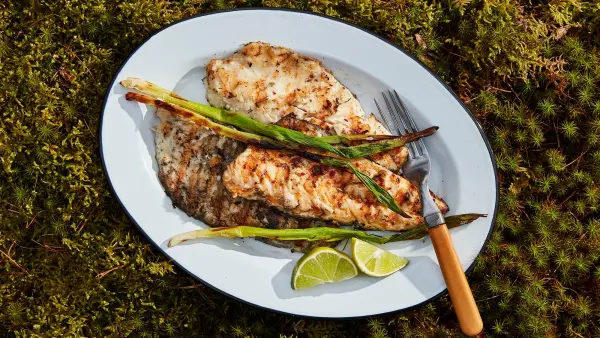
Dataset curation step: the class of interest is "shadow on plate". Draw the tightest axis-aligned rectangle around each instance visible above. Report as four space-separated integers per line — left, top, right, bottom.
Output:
158 233 301 260
271 259 385 299
172 66 206 102
399 255 445 298
270 254 443 300
115 84 160 174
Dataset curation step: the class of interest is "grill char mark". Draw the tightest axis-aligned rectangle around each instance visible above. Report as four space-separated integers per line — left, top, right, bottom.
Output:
154 108 339 251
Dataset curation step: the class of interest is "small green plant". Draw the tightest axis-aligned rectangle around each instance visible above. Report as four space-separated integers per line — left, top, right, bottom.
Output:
1 1 600 337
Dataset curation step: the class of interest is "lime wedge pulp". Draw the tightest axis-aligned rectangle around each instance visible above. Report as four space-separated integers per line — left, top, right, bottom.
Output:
351 238 409 277
291 247 358 290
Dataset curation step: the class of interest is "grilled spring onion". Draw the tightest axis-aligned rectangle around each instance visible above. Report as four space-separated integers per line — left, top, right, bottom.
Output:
125 93 423 218
125 92 285 148
126 91 436 160
167 214 487 247
126 92 336 160
317 133 398 145
120 77 437 159
330 128 438 159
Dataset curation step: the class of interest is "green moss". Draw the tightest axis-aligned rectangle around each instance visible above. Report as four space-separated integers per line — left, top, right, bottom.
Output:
1 1 600 337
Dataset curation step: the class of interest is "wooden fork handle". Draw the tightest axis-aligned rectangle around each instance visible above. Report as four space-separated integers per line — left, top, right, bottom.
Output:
429 224 483 336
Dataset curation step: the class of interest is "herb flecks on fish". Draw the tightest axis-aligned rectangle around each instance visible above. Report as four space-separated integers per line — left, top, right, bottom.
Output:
320 157 411 218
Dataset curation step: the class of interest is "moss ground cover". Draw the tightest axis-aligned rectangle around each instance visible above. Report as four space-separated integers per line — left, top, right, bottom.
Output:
1 1 599 337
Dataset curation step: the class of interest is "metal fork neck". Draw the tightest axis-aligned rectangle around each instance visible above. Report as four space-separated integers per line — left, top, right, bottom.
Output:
425 212 445 228
417 177 444 228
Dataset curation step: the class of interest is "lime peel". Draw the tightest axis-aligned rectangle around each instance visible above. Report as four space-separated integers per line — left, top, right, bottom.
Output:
291 247 358 290
351 238 409 277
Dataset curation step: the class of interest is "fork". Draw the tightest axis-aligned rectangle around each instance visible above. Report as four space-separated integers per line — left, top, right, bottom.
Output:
376 90 483 337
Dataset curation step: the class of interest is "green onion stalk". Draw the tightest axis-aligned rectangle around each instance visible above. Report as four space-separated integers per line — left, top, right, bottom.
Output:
317 133 398 145
167 214 487 247
120 77 437 159
125 92 286 148
126 92 340 161
125 92 415 218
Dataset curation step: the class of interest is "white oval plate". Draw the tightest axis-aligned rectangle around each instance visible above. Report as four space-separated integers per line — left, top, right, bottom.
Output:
100 9 498 318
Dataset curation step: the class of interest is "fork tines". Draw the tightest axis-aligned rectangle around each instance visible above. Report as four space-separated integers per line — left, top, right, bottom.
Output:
375 90 426 158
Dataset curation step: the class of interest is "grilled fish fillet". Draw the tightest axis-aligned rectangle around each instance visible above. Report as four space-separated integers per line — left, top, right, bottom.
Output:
223 146 448 231
204 41 407 171
205 42 447 231
154 107 339 251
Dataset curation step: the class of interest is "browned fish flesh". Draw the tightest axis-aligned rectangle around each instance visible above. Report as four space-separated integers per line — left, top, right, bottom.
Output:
154 107 339 251
204 41 408 171
223 145 448 231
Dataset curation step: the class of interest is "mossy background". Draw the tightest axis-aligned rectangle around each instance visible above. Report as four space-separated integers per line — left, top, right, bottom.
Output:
1 0 600 337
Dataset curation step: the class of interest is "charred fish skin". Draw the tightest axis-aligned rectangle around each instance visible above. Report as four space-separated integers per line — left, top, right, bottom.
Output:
204 41 408 171
153 108 339 251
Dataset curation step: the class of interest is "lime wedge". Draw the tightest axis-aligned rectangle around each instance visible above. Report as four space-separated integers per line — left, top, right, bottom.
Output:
291 247 358 290
351 238 409 277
